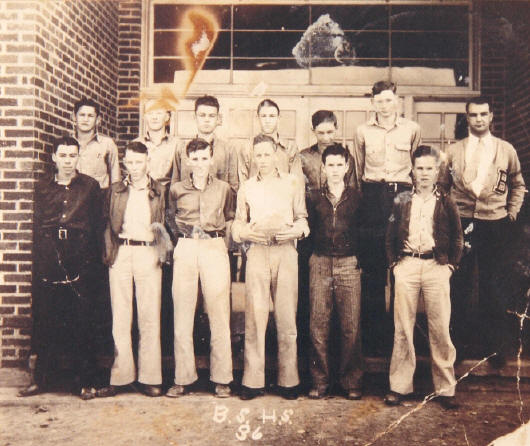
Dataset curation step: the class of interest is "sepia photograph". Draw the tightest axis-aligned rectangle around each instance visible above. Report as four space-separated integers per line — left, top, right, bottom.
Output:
0 0 529 445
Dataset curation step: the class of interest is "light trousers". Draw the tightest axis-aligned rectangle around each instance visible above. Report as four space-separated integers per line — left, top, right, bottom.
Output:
243 242 299 389
172 237 233 385
109 245 162 385
389 257 456 396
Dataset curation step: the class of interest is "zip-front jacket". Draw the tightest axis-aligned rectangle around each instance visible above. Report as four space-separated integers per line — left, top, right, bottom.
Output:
103 176 166 266
307 186 360 257
440 136 525 220
386 188 463 268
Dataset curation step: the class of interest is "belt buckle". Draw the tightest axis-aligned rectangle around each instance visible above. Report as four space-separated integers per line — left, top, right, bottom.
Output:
412 251 420 258
58 228 68 240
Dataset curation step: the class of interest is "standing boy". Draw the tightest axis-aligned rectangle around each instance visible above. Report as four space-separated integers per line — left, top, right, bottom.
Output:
20 136 102 400
239 99 303 183
385 145 462 409
134 98 178 192
232 135 309 400
73 98 121 189
441 97 526 366
171 95 238 194
101 142 172 397
166 138 234 398
306 144 363 400
353 81 421 355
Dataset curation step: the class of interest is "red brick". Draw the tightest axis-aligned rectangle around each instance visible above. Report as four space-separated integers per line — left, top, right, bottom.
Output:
0 307 15 314
1 316 31 328
2 296 31 305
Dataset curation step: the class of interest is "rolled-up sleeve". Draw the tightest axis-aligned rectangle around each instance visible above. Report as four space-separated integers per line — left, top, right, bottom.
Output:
291 177 309 238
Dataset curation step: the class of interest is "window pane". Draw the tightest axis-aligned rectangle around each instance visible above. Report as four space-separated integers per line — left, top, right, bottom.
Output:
154 5 231 30
233 58 301 71
347 31 389 59
154 31 231 58
392 32 468 59
417 113 442 139
390 5 469 31
391 60 469 87
234 5 309 30
311 5 388 31
234 31 303 58
154 58 230 84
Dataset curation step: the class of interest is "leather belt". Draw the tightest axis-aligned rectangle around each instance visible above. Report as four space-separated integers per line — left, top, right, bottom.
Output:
179 230 225 239
363 181 412 194
402 251 434 259
119 238 155 246
44 227 83 240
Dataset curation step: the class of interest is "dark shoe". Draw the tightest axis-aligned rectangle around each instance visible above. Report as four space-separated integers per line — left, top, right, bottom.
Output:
437 395 459 410
18 384 41 397
278 386 298 400
96 385 117 398
166 384 187 398
79 387 97 401
308 386 328 399
384 391 404 406
488 354 506 369
214 384 231 398
240 386 264 401
135 382 162 397
346 389 362 400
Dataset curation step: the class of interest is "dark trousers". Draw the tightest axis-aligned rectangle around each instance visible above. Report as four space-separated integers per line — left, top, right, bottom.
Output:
451 217 514 358
358 181 411 355
309 254 363 390
31 234 98 388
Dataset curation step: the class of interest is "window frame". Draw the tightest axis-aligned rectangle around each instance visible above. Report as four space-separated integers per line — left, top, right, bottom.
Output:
142 0 480 97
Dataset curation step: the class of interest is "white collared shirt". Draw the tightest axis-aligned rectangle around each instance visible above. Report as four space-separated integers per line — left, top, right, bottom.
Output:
405 189 436 254
120 176 153 242
465 132 495 197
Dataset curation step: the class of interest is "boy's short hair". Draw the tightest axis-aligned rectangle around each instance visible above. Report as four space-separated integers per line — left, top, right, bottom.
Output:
253 133 276 148
311 110 337 129
412 145 440 166
322 143 350 164
195 95 220 112
465 96 492 113
125 141 148 155
53 135 79 154
186 138 213 157
74 97 100 116
257 99 280 115
372 80 397 96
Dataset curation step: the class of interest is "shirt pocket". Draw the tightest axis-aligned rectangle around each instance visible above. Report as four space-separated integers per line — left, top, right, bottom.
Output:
393 143 411 163
82 148 107 178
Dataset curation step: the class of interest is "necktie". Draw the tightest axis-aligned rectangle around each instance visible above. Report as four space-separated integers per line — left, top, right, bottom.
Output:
463 138 483 184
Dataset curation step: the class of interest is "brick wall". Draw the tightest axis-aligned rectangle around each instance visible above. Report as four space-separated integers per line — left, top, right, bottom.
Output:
481 1 530 185
117 0 142 151
0 0 119 367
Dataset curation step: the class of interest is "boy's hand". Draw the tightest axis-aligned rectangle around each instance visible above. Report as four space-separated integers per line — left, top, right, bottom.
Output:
275 225 302 242
239 224 269 244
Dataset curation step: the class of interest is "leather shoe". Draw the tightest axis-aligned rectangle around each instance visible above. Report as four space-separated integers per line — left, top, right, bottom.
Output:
308 386 328 399
384 391 404 406
240 386 264 400
214 384 231 398
278 386 298 400
134 382 162 397
346 389 362 400
166 384 187 398
96 385 117 398
18 384 41 397
79 387 97 401
437 395 459 410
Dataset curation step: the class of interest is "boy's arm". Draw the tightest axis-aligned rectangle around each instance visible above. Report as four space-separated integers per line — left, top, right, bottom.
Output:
287 141 304 188
290 176 310 239
437 144 454 193
227 141 239 194
237 141 251 184
170 139 184 186
165 185 179 241
446 194 464 268
506 146 526 221
352 127 366 192
107 139 121 185
411 121 422 153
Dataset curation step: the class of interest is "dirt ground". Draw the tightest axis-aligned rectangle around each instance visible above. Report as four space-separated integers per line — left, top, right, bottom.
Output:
1 376 529 446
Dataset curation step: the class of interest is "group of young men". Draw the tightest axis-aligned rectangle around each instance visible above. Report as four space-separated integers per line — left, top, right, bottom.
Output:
20 81 525 409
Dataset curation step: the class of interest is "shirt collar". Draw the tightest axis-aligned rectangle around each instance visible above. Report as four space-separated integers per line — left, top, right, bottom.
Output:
54 173 78 186
256 167 281 181
412 184 438 199
367 114 404 129
184 173 214 190
74 131 100 145
144 131 169 144
468 131 492 144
